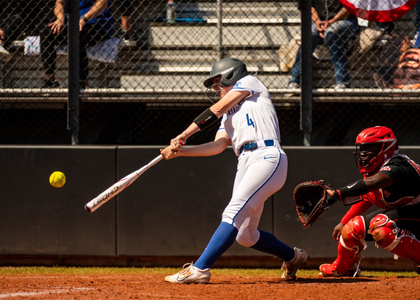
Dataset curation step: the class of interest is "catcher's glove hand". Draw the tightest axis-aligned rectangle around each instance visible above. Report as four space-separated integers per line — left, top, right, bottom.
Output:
293 180 335 227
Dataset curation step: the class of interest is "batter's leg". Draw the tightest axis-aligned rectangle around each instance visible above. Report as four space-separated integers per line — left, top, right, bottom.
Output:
236 203 294 261
193 221 238 270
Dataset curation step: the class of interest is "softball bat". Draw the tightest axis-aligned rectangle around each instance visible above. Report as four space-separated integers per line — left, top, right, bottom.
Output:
85 140 185 213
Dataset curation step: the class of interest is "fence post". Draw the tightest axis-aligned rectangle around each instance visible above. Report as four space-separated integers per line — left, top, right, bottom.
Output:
299 0 313 146
217 0 223 60
67 0 80 145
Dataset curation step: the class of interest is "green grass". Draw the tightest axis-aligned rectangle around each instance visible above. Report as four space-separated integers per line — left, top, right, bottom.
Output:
0 266 417 277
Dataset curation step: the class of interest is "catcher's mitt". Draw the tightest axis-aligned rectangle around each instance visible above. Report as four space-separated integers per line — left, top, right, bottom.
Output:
293 180 334 227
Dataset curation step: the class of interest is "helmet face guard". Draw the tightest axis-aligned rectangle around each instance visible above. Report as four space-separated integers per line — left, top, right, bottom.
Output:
205 82 224 104
353 143 384 173
353 126 398 175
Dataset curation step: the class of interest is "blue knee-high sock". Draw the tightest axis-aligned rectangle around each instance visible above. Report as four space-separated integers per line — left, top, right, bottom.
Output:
194 222 238 270
251 230 295 262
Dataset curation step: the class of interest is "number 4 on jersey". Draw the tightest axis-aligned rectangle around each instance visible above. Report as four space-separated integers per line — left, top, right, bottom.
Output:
246 114 255 128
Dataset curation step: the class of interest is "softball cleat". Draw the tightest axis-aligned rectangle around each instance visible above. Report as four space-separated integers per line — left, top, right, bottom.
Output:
165 262 211 284
319 262 343 277
319 262 360 277
281 247 308 280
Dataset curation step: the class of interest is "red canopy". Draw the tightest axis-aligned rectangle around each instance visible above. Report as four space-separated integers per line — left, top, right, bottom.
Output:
339 0 418 22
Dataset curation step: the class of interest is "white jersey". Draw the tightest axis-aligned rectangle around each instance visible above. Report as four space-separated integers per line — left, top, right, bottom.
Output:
217 75 281 156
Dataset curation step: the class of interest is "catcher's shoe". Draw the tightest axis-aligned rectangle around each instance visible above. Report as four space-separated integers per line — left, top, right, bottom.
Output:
319 261 361 277
165 262 211 284
319 262 344 277
281 247 308 280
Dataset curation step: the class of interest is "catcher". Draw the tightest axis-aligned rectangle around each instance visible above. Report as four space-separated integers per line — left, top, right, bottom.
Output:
314 126 420 276
294 126 420 276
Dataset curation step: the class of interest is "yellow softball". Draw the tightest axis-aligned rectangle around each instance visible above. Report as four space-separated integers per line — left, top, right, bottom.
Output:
49 171 66 188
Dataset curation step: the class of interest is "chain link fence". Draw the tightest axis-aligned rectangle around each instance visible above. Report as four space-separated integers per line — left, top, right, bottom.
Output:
0 0 419 146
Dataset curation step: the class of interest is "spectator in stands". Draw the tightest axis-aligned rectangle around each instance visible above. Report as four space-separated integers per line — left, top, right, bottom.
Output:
288 0 360 90
375 42 420 90
0 0 54 63
0 27 11 62
373 33 412 89
0 1 22 61
120 0 133 41
412 0 420 48
362 1 420 53
391 48 420 89
377 22 394 36
41 0 114 88
374 0 420 45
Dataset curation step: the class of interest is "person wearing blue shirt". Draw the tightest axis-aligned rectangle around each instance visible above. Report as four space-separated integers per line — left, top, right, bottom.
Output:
41 0 114 88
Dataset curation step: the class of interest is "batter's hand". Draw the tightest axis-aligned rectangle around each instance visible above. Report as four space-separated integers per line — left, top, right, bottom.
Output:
160 146 179 160
170 135 186 152
333 222 344 242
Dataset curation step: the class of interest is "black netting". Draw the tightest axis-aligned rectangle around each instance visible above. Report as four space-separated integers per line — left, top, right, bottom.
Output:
0 0 419 146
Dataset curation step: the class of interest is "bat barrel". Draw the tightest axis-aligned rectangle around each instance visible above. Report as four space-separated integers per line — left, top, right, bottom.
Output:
84 154 163 213
84 193 112 213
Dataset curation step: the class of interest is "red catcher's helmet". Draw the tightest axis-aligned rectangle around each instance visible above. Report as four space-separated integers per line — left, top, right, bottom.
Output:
353 126 398 175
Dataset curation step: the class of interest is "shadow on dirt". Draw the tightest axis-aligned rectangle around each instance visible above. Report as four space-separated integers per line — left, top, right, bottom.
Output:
212 276 379 285
287 277 378 284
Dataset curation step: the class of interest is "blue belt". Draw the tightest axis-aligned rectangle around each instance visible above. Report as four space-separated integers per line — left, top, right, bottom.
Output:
239 139 275 154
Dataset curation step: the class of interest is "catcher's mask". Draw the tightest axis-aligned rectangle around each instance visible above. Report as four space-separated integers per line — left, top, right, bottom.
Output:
203 58 248 103
353 126 398 175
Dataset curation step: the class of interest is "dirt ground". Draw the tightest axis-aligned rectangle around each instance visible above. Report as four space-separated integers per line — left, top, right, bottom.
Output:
1 273 420 300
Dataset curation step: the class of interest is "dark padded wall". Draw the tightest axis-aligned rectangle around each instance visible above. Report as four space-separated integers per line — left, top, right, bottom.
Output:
274 147 420 258
116 147 273 256
0 146 117 255
0 146 418 259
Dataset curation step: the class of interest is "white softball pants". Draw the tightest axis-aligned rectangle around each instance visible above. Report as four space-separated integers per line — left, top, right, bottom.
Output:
221 146 288 247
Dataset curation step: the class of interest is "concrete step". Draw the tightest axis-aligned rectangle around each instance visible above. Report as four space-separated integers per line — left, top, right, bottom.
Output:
119 73 379 90
148 23 299 47
175 1 299 20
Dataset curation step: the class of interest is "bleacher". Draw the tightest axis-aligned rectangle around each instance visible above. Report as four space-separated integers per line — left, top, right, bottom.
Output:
1 1 420 105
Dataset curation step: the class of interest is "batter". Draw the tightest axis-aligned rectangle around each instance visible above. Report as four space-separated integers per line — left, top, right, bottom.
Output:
161 58 308 284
